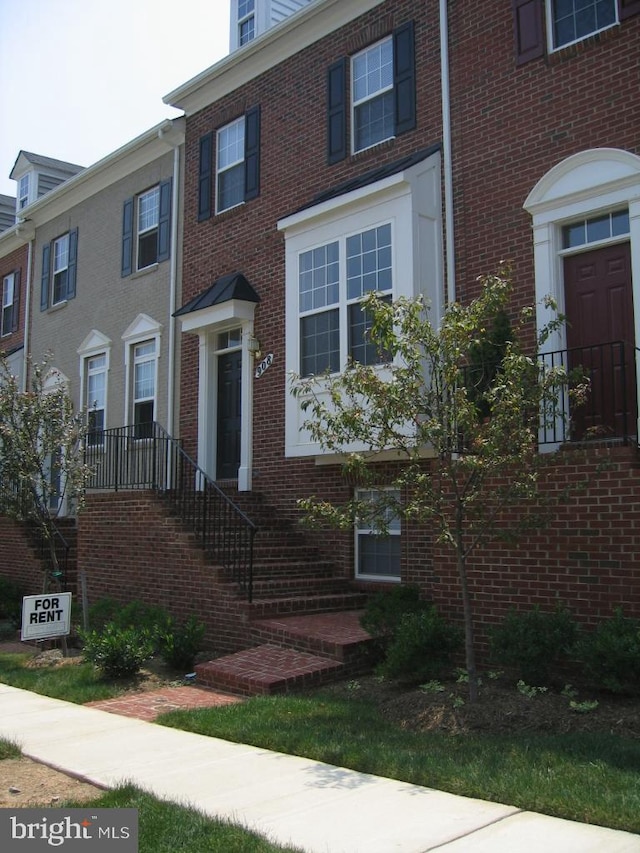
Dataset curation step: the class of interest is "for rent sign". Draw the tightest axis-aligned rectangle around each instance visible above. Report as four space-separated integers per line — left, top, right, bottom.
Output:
21 593 72 642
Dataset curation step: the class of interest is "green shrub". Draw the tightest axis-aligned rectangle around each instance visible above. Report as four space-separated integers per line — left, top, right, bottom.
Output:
577 609 640 694
360 586 430 656
0 576 25 629
488 604 577 684
81 623 155 679
380 606 463 685
87 598 119 631
159 615 206 671
87 599 170 649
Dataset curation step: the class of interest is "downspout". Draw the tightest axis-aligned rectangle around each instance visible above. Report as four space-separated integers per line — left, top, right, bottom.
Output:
164 137 181 440
440 0 456 305
21 235 33 392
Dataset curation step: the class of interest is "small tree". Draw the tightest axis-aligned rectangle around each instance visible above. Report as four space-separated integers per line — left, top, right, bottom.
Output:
0 354 92 592
292 266 586 702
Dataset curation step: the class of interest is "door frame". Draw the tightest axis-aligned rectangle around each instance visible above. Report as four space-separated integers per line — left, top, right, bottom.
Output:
524 148 640 445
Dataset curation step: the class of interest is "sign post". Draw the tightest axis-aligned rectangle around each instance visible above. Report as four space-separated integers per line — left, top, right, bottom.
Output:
21 593 72 642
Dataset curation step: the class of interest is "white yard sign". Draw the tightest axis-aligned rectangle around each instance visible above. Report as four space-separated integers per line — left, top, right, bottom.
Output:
21 593 72 641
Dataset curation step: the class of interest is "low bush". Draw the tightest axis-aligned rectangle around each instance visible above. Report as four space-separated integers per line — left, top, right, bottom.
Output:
0 576 25 631
159 615 206 671
577 609 640 694
87 599 170 649
360 585 430 657
379 606 463 684
488 604 577 685
81 623 155 679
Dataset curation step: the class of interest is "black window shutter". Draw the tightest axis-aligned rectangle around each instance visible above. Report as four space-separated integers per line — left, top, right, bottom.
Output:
157 178 172 262
620 0 640 20
327 58 347 164
513 0 545 65
244 106 261 201
394 21 416 136
198 132 214 221
121 197 134 277
40 243 51 311
67 228 78 300
11 269 20 332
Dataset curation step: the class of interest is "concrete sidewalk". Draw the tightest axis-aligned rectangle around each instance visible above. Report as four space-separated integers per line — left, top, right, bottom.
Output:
1 683 638 853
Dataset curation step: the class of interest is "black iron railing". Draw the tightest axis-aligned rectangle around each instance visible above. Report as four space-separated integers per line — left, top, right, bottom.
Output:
84 423 257 599
539 341 639 446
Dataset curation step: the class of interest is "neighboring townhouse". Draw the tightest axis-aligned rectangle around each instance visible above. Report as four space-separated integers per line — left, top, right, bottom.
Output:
0 217 30 388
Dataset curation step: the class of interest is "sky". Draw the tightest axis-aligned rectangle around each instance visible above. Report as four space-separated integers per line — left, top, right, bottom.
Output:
0 0 231 197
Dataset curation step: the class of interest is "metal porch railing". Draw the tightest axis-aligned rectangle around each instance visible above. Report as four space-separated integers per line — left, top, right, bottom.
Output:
538 341 639 447
84 423 257 600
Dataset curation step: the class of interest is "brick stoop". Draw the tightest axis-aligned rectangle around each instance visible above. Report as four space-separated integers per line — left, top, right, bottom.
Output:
195 610 375 696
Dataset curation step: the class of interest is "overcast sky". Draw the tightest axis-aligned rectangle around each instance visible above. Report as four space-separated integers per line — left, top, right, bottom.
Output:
0 0 230 197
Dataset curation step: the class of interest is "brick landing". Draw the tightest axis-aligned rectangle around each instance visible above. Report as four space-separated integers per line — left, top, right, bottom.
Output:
86 686 242 721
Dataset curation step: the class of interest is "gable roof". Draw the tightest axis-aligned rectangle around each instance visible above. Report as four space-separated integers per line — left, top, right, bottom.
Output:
10 151 85 181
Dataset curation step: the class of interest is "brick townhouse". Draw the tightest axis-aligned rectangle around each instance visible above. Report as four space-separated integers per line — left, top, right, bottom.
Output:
2 0 639 680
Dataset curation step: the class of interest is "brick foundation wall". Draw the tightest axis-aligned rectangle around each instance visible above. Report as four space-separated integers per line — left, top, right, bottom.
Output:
0 518 44 595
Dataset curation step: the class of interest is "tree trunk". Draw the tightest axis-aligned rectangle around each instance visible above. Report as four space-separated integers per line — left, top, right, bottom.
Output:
457 549 479 703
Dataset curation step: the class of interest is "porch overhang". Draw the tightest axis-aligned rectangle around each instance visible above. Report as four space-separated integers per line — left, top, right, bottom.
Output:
175 272 260 334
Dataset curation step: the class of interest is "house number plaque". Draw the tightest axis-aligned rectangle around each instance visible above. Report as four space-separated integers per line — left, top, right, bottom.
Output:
255 353 274 379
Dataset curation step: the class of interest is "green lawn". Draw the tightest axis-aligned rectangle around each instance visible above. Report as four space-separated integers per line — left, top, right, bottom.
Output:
1 650 639 835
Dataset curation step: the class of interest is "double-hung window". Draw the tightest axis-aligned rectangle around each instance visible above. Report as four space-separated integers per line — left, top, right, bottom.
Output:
133 340 156 439
40 229 78 310
352 38 395 153
299 223 392 377
198 107 261 220
121 180 172 277
1 272 19 336
238 0 255 45
327 22 415 163
86 354 107 446
18 175 30 210
355 489 401 581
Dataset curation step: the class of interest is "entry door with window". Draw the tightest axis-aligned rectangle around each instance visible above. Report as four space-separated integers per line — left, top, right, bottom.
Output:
564 241 636 439
216 347 242 480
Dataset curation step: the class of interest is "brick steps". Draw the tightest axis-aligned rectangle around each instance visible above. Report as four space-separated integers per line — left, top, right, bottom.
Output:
195 612 374 696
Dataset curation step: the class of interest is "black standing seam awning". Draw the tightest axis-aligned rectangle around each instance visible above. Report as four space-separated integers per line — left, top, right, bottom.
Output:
174 272 260 318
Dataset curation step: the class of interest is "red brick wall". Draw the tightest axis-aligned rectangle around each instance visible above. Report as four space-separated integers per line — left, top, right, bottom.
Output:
0 518 44 595
0 243 28 356
448 3 640 308
77 492 257 654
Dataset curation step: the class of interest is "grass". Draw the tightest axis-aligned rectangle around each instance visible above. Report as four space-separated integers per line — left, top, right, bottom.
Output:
1 650 639 834
157 693 640 835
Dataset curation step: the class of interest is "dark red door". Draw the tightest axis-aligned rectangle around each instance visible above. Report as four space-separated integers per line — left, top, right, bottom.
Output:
564 243 636 439
216 351 242 479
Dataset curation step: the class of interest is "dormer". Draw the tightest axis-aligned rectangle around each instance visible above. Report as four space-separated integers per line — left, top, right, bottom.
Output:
229 0 314 51
9 151 84 220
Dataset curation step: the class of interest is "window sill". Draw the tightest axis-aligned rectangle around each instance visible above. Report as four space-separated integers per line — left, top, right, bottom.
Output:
130 263 159 281
47 300 68 314
548 22 619 62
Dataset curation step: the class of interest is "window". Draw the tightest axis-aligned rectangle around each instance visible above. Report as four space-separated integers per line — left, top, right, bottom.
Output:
40 229 78 310
198 107 260 219
355 489 401 580
327 22 415 163
133 340 156 439
1 272 19 336
18 175 30 209
352 38 394 153
562 208 630 249
86 354 107 446
217 118 245 212
298 224 392 377
549 0 617 49
238 0 255 45
121 180 172 277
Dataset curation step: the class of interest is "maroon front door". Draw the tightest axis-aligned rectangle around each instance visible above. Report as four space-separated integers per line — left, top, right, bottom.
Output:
564 242 636 439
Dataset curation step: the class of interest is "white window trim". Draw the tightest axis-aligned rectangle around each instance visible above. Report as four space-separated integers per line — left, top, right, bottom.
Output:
278 150 443 458
18 174 30 210
1 272 15 337
355 487 401 582
216 116 245 214
122 314 162 431
546 0 619 53
78 330 112 444
523 147 640 444
351 35 395 155
52 233 70 306
136 185 160 271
